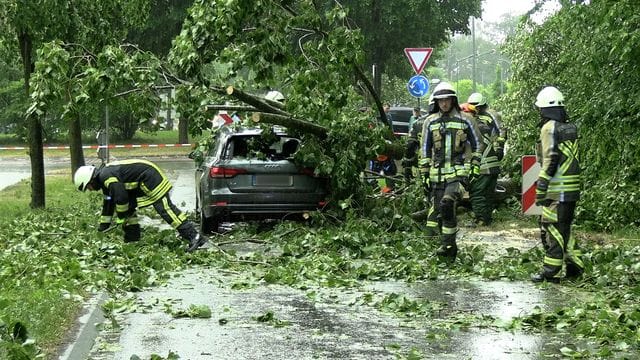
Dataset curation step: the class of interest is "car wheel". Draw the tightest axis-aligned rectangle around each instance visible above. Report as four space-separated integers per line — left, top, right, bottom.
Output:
199 208 219 234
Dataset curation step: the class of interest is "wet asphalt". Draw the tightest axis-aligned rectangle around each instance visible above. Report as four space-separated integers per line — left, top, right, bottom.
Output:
0 157 594 359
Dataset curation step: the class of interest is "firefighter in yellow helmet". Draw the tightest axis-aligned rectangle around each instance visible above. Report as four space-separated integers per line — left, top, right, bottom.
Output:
531 86 583 283
418 82 481 261
465 92 506 226
73 159 208 252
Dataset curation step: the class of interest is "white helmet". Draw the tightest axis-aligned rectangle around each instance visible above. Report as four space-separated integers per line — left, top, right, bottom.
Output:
432 82 457 100
74 165 96 192
265 90 285 103
535 86 564 108
467 92 486 106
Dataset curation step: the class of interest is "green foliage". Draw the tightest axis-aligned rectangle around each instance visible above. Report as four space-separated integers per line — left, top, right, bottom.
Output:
0 81 27 136
0 176 227 357
169 304 212 319
342 0 482 80
501 0 640 231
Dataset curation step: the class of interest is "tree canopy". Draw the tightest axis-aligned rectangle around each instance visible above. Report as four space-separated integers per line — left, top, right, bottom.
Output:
501 0 640 230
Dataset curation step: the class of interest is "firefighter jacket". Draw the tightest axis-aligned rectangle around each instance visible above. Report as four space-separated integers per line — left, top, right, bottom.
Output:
96 159 173 223
536 119 581 202
474 109 505 175
419 109 481 184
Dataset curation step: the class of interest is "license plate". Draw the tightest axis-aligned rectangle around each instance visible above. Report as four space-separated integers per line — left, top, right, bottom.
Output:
253 175 293 186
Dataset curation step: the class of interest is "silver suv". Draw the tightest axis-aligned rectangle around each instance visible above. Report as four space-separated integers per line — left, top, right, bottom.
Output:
192 126 329 233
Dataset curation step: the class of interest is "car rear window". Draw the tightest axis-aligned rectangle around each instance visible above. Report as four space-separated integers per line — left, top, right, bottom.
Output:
223 135 300 160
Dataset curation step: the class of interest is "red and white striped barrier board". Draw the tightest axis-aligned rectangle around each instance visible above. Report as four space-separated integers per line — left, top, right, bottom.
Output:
521 155 542 215
0 143 193 150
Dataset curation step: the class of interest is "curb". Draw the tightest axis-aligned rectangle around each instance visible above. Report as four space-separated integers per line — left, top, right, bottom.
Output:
0 144 193 151
57 293 108 360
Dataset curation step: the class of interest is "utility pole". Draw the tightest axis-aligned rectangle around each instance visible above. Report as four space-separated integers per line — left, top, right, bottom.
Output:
472 17 477 92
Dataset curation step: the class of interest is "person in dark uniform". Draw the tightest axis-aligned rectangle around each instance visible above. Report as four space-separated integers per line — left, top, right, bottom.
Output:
73 159 207 252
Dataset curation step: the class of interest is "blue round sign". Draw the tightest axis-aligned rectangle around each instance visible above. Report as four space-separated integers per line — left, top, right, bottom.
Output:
407 75 430 98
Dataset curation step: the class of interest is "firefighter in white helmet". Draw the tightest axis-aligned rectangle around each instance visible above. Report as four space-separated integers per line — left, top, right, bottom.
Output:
418 82 481 261
73 160 207 252
531 86 583 283
464 92 506 226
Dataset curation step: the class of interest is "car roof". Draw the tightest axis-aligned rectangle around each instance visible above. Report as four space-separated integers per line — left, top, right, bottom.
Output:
219 125 289 136
390 106 415 112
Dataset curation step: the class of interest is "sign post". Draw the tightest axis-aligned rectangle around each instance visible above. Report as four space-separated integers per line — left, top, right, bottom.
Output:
407 75 429 98
404 47 434 100
404 48 433 75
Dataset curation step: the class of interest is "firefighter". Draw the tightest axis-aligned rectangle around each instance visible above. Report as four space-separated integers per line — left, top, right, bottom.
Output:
418 82 481 261
531 86 583 282
465 93 506 226
73 159 208 252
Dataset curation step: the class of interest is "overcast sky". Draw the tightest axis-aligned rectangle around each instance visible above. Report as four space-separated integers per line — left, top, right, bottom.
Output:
480 0 560 23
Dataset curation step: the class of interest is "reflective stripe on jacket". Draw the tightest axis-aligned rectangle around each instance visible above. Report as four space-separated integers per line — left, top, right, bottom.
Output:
97 159 172 219
419 109 481 183
539 120 581 202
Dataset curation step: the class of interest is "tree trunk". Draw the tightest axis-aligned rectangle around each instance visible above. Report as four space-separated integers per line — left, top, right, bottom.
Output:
69 115 85 177
371 0 383 100
178 117 189 144
19 30 46 208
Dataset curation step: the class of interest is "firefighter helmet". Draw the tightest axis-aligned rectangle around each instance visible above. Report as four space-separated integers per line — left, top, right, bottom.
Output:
535 86 564 108
265 90 285 103
467 92 487 106
73 165 96 192
432 82 457 100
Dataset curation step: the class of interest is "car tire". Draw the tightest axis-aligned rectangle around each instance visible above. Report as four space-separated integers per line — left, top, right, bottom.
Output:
200 208 219 234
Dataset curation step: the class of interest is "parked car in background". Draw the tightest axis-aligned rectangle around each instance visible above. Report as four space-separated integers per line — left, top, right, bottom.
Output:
191 126 329 233
389 106 414 136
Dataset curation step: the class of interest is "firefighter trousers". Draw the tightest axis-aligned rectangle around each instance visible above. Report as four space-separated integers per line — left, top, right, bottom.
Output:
540 201 584 277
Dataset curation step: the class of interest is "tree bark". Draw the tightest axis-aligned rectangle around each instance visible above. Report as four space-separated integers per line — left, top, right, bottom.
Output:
251 112 327 139
19 30 46 208
178 117 189 144
69 115 85 177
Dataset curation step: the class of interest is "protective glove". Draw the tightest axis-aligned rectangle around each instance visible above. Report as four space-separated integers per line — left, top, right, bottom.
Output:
535 179 552 206
422 175 431 191
418 165 430 189
496 147 505 161
469 164 480 183
98 223 111 232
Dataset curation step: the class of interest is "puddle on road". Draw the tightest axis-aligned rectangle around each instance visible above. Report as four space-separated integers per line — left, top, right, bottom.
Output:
91 263 596 360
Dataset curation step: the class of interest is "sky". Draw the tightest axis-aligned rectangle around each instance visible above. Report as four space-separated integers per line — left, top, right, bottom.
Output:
480 0 560 23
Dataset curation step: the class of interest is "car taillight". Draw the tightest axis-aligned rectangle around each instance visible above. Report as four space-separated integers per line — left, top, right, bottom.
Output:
300 168 318 177
209 166 247 178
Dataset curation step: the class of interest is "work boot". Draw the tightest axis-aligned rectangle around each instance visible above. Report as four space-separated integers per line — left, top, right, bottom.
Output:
564 264 584 280
123 224 141 243
186 233 208 253
178 221 208 252
411 209 429 221
436 244 458 260
530 273 561 283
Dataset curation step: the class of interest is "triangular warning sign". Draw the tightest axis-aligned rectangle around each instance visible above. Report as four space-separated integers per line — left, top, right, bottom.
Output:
404 48 433 74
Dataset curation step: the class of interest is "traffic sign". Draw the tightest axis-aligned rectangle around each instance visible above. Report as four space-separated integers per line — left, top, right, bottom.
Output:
407 75 430 98
522 155 542 215
404 48 433 74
